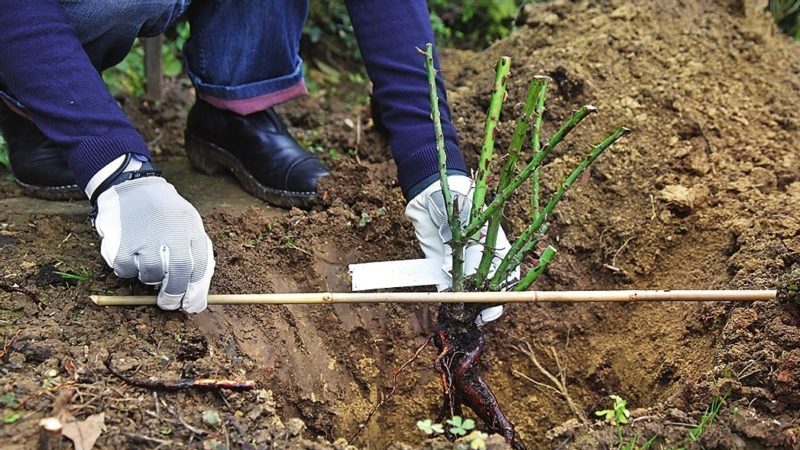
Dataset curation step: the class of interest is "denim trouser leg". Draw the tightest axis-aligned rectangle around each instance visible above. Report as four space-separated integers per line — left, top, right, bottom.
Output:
62 0 190 71
184 0 310 115
0 1 188 114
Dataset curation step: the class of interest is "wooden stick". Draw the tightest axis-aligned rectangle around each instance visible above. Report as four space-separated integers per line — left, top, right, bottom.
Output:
38 417 64 450
90 290 776 306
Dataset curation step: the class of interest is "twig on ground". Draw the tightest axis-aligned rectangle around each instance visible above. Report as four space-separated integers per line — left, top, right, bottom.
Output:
0 282 42 307
124 433 174 447
348 335 433 445
105 354 255 392
160 399 209 436
611 236 635 268
0 330 21 360
514 341 587 424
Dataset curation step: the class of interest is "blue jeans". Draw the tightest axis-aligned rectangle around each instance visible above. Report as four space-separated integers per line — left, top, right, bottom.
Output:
59 0 308 106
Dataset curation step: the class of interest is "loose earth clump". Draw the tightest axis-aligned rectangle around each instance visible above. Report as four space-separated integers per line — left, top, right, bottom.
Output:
1 0 799 449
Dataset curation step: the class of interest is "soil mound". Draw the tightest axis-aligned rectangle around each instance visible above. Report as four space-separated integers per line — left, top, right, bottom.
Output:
439 0 800 447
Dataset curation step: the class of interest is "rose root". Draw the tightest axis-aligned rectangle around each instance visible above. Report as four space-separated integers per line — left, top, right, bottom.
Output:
433 309 525 450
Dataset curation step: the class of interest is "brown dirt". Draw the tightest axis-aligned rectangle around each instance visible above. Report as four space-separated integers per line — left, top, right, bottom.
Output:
2 0 800 449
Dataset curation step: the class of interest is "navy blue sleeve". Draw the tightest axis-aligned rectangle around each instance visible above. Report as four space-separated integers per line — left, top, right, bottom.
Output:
0 0 150 190
345 0 468 200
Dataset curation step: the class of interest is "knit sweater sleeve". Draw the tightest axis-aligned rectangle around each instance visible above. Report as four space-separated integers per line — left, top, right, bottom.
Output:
345 0 468 200
0 0 149 190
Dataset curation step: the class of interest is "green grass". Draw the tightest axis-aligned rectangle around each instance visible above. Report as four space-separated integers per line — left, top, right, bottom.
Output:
103 22 190 96
688 393 728 442
0 135 8 170
770 0 800 40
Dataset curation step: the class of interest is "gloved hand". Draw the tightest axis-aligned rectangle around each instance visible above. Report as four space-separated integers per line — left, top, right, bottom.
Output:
89 155 214 313
405 175 520 325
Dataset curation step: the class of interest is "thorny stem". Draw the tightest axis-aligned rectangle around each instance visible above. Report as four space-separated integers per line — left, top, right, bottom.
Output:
530 77 549 223
491 224 549 291
421 43 464 291
514 245 557 292
490 127 630 289
475 77 545 287
470 56 511 225
463 105 598 241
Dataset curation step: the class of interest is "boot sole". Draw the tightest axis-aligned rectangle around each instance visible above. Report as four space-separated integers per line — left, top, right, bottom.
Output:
14 179 85 201
185 132 320 209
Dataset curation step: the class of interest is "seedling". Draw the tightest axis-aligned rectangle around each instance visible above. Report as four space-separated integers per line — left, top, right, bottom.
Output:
416 418 444 435
446 415 476 436
688 392 728 442
595 395 658 450
0 392 18 408
596 395 631 426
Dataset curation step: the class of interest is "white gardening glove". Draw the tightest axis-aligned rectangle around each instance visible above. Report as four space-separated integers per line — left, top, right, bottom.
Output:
405 175 520 325
87 155 214 313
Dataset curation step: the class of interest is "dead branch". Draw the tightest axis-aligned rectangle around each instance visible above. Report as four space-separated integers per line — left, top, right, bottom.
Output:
105 354 255 392
348 335 433 445
160 399 209 436
0 282 42 306
39 417 64 450
514 340 587 424
0 330 21 360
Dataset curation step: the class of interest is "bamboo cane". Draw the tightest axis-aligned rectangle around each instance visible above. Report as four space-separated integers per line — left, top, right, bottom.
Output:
90 290 776 306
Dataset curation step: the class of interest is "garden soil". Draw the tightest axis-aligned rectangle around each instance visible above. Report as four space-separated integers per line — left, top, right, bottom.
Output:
2 0 799 449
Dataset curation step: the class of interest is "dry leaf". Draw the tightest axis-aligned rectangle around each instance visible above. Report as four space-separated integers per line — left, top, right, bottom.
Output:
62 413 105 450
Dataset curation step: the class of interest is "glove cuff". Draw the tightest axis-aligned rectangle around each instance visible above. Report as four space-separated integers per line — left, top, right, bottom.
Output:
405 169 469 201
87 154 162 207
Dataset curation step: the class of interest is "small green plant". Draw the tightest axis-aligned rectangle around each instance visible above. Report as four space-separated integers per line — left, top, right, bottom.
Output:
446 415 476 436
688 392 728 442
0 392 18 408
595 395 657 450
770 0 800 40
596 395 631 426
53 261 90 283
416 418 445 435
3 412 21 424
416 415 483 446
463 430 489 450
0 135 9 170
358 212 372 228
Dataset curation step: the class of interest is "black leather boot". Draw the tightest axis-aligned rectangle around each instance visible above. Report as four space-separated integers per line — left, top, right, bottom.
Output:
185 99 329 209
0 103 83 201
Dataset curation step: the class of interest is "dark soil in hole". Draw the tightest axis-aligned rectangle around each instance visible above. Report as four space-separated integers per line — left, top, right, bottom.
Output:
1 0 799 449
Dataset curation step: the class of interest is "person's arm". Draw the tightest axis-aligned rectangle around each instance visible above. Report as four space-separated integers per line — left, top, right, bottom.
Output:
344 0 468 200
346 1 518 325
0 0 149 189
0 1 213 313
